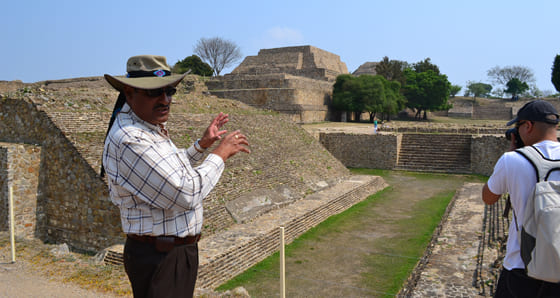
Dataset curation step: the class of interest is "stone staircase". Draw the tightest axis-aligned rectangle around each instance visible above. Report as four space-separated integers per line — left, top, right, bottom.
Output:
396 134 472 173
473 103 512 120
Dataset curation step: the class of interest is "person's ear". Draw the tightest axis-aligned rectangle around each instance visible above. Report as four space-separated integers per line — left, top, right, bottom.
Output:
526 121 534 133
123 86 134 103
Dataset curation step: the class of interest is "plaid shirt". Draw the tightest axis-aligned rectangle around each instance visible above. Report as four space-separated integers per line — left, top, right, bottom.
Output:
102 103 224 237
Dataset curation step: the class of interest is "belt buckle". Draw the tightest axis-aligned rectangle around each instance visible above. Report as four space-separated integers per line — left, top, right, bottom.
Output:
155 236 175 253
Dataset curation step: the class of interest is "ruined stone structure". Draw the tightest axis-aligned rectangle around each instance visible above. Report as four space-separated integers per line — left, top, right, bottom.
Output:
0 76 361 289
2 76 551 291
352 61 378 76
0 143 41 238
319 132 509 176
206 46 349 123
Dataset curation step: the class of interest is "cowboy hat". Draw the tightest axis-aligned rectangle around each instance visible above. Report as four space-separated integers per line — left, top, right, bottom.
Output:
104 55 186 92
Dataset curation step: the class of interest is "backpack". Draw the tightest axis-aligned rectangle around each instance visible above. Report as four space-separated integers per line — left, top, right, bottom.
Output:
515 145 560 282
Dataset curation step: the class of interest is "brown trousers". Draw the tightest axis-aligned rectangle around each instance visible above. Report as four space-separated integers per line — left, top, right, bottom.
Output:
123 236 199 298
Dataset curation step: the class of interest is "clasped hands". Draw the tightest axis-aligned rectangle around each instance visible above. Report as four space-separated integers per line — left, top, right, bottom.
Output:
198 112 250 161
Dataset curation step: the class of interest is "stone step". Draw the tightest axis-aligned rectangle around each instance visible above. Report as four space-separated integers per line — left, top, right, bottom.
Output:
397 134 472 173
398 159 471 167
394 165 471 173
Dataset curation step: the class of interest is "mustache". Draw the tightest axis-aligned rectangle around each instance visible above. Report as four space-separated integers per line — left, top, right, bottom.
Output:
154 103 170 109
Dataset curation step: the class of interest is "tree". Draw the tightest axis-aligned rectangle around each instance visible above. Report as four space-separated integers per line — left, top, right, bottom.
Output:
465 81 492 99
172 55 213 76
487 65 535 87
450 85 462 98
505 78 529 98
552 54 560 92
193 37 242 76
380 79 406 121
403 69 451 120
332 74 404 122
375 56 409 86
413 58 440 74
332 74 359 119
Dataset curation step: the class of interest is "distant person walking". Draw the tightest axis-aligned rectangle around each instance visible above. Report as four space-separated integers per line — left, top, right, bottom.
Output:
101 55 250 297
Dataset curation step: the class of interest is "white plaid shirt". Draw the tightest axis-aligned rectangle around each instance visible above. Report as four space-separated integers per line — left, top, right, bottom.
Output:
102 103 224 237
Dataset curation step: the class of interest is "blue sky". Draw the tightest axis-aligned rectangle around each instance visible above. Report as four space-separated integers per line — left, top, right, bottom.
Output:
2 0 559 93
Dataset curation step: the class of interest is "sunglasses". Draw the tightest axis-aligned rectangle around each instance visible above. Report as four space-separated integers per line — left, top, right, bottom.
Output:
140 87 177 98
515 120 533 128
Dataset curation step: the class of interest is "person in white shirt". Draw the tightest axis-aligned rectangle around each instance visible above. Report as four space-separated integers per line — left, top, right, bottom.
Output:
102 55 250 298
483 100 560 297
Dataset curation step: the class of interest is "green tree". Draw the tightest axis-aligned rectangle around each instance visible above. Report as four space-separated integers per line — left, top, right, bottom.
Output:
381 80 405 121
465 81 492 99
450 85 462 98
505 78 529 98
375 56 409 86
403 69 451 120
332 74 404 122
552 54 560 92
413 58 440 74
172 55 213 76
332 74 359 120
358 75 388 122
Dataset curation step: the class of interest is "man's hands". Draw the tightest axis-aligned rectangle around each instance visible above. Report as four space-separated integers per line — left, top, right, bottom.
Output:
199 112 229 149
212 130 250 162
198 112 250 162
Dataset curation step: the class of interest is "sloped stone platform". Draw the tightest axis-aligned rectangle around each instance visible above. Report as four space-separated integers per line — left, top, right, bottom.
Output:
104 175 387 291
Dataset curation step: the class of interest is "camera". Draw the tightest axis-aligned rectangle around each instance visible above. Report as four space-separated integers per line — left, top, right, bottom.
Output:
505 127 525 148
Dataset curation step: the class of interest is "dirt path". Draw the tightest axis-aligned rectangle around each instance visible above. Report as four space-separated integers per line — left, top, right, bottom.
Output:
232 171 477 297
0 261 118 298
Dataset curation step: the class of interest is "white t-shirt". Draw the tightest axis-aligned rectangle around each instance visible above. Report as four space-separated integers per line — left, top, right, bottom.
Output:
487 140 560 270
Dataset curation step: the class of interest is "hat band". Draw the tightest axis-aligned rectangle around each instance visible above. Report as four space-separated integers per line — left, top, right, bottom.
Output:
126 69 171 78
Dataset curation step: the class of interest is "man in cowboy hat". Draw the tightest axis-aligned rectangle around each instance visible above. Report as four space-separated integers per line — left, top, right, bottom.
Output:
102 55 249 297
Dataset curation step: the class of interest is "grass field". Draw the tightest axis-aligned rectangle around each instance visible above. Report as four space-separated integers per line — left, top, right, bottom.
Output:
216 169 486 297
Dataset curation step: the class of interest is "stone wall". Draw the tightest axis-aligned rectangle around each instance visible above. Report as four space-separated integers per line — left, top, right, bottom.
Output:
0 147 7 232
319 132 508 176
0 143 41 237
471 135 510 176
0 97 121 251
319 133 401 169
207 74 333 123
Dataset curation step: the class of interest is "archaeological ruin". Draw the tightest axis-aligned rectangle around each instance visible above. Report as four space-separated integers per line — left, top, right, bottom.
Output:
2 49 560 292
206 45 349 123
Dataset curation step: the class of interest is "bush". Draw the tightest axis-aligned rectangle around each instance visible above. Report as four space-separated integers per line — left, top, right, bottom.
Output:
172 55 213 76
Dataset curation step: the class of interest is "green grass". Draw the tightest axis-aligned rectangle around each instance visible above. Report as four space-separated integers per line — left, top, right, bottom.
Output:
361 189 454 296
216 187 391 292
217 170 484 295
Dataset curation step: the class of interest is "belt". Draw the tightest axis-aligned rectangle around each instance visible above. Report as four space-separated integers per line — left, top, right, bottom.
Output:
127 234 201 245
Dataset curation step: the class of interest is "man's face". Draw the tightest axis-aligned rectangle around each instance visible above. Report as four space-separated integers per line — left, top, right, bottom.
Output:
125 86 176 125
516 120 533 145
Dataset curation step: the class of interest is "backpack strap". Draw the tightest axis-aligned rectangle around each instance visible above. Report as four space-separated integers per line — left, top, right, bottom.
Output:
509 146 560 231
516 145 560 182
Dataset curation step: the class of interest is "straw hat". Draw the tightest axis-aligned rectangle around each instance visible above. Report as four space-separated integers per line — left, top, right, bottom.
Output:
104 55 186 92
